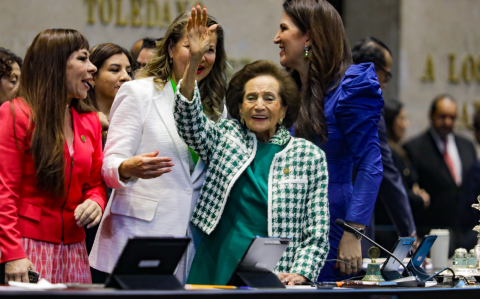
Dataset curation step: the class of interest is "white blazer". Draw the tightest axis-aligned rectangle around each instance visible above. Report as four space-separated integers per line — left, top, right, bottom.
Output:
89 77 207 283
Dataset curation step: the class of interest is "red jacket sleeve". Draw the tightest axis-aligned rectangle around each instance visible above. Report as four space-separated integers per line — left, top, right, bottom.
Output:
81 113 107 211
0 101 28 262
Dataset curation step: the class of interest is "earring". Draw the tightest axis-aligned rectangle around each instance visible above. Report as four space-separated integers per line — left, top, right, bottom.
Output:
304 46 309 58
169 57 173 64
278 118 283 125
241 117 245 125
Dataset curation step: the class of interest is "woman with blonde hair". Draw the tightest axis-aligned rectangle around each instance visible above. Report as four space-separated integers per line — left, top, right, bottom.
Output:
89 8 227 283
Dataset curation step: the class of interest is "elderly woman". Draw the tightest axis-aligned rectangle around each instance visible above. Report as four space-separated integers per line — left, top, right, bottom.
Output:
174 7 329 285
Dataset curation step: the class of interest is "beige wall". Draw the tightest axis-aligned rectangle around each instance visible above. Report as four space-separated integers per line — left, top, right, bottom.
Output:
399 0 480 139
344 0 400 104
2 0 479 140
0 0 284 75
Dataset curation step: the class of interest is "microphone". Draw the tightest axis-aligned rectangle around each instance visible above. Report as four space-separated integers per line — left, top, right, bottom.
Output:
335 219 410 276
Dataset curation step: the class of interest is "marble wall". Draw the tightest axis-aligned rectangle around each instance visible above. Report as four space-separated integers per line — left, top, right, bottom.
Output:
0 0 284 76
399 0 480 138
1 0 479 140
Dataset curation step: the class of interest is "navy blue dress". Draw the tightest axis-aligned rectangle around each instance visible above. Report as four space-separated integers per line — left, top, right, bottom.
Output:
292 63 384 281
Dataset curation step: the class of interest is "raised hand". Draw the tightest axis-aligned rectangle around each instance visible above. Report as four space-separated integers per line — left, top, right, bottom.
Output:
186 5 218 61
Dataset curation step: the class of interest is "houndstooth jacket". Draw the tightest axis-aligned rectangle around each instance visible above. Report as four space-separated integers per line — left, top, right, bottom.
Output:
173 81 330 281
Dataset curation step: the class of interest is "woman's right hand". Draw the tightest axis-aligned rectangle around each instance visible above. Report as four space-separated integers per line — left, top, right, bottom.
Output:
118 150 174 180
5 258 35 283
186 5 218 61
179 5 217 102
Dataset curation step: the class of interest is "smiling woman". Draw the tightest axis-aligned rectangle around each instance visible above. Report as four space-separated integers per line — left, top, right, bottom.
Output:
88 43 133 121
89 8 228 285
174 6 329 285
0 29 107 284
0 48 22 105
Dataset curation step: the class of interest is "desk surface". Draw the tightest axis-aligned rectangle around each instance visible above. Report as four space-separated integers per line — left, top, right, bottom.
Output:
1 285 480 299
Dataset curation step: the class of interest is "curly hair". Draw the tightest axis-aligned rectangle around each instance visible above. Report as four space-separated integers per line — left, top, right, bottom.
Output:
283 0 352 143
137 12 227 121
0 47 22 79
226 60 300 129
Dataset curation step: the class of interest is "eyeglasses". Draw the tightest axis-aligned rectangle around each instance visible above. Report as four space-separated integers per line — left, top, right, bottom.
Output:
374 63 393 84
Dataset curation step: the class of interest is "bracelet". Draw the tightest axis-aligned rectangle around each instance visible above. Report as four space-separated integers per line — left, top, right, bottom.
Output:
119 174 131 180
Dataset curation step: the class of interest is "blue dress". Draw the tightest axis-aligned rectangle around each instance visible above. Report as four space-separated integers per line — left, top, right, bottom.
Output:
292 63 384 281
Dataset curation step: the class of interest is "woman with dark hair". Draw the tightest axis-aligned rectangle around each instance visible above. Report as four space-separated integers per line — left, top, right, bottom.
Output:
174 7 329 285
87 43 133 143
88 43 132 120
0 29 107 283
89 7 228 284
273 0 384 281
84 43 132 281
384 100 430 217
0 47 22 104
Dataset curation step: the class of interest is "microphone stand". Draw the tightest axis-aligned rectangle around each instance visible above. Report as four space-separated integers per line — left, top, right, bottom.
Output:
336 219 411 276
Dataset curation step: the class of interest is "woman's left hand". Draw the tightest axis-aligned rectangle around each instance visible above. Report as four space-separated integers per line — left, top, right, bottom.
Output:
74 199 102 229
186 5 218 60
277 273 307 285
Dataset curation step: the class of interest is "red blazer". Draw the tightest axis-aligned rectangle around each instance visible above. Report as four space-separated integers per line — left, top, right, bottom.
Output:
0 98 107 263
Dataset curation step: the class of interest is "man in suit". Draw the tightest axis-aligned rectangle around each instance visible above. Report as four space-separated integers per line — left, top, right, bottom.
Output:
404 94 477 254
352 37 417 253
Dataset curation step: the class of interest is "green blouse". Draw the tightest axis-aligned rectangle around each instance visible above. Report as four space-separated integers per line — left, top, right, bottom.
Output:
187 142 286 285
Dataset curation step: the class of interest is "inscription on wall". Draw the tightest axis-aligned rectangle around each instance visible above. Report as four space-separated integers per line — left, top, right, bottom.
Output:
421 53 480 84
85 0 203 28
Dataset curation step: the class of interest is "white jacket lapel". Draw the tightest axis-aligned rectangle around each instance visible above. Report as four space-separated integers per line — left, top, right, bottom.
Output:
191 158 206 183
152 81 190 177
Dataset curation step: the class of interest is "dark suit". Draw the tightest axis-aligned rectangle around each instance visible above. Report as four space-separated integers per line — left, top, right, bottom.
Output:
362 115 416 257
403 129 476 229
375 115 416 236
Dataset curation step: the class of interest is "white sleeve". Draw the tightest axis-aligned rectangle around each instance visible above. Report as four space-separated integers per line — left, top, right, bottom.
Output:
102 81 151 189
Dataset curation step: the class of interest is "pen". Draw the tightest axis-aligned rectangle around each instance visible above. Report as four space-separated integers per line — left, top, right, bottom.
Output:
185 284 238 289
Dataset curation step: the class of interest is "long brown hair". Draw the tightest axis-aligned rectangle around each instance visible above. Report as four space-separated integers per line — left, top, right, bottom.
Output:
284 0 352 142
87 43 133 109
137 12 227 121
18 29 93 198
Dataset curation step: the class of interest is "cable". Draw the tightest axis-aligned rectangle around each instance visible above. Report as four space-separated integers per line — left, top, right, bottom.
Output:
424 267 456 282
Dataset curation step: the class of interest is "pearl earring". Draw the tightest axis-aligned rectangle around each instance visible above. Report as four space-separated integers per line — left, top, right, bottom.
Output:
304 46 309 58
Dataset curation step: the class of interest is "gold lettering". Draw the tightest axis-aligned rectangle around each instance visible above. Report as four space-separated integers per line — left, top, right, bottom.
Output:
86 0 96 24
421 54 435 82
116 0 128 26
462 54 476 83
461 102 470 129
147 0 159 27
448 53 461 83
160 1 171 28
176 0 189 13
99 0 113 24
131 0 143 27
474 100 480 113
478 55 480 83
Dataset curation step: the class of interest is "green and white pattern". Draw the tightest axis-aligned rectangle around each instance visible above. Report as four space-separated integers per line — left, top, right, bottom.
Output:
173 81 330 281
